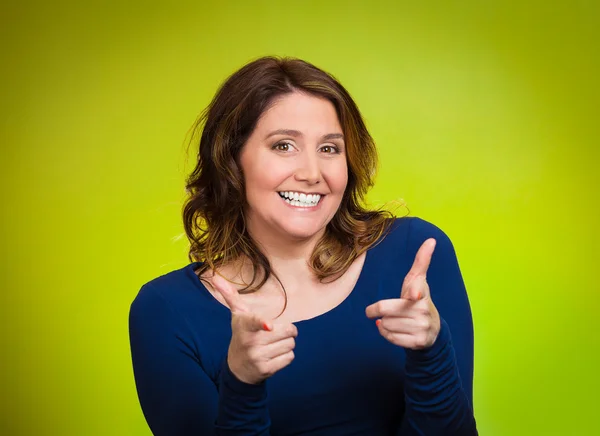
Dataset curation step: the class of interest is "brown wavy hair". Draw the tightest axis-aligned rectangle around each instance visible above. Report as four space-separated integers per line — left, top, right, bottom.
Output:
184 56 394 294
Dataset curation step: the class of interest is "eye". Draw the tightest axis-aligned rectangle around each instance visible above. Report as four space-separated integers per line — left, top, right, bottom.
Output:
272 141 294 152
319 145 341 154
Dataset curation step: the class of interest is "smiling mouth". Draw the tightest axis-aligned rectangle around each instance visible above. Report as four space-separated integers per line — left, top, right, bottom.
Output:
278 191 323 208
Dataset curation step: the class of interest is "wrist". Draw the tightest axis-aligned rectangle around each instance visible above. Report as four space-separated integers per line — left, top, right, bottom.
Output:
227 354 263 385
221 358 267 396
405 317 451 361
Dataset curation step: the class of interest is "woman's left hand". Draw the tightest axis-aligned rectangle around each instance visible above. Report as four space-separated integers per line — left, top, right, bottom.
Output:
366 238 441 350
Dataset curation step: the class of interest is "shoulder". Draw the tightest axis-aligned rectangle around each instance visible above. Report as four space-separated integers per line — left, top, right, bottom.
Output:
130 262 207 316
144 263 200 292
379 216 455 254
363 216 457 277
370 217 459 278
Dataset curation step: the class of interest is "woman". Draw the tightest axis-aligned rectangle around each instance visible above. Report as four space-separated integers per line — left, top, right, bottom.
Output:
129 56 477 435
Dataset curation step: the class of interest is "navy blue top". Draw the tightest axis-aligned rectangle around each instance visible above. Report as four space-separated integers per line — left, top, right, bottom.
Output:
129 217 477 435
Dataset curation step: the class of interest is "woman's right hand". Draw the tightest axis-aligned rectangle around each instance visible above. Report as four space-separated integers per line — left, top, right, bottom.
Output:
211 275 297 385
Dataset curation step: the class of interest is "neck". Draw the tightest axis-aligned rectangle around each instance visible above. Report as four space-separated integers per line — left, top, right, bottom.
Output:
244 219 325 286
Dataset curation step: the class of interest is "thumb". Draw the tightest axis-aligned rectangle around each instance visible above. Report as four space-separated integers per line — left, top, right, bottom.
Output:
211 274 248 314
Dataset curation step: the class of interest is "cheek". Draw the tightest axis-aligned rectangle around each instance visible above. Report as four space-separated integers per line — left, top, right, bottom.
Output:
244 155 290 193
328 161 349 193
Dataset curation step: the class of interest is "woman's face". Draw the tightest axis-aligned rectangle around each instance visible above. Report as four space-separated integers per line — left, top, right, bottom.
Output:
239 91 348 243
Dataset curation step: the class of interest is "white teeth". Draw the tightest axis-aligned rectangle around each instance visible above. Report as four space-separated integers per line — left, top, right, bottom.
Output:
278 191 323 207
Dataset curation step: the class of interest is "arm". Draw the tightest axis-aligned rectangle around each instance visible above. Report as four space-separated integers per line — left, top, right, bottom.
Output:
129 283 270 435
399 218 477 435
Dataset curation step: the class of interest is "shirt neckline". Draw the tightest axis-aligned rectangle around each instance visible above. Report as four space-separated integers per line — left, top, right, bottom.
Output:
185 250 371 326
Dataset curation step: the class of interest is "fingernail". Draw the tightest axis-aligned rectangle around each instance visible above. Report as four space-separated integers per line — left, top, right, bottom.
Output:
375 319 382 327
262 322 272 331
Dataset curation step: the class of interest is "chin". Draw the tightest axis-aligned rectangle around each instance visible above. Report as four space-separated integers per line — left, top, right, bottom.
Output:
245 198 337 243
274 218 329 241
279 224 323 241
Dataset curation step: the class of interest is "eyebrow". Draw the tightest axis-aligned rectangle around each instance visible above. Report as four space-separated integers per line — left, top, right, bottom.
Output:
265 129 345 142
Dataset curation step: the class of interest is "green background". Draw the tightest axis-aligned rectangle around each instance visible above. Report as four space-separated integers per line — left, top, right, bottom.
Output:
2 0 598 434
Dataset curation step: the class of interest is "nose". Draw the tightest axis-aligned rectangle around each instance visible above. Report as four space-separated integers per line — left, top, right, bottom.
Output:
294 150 321 185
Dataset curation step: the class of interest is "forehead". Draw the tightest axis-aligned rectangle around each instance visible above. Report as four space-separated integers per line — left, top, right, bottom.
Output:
255 92 342 133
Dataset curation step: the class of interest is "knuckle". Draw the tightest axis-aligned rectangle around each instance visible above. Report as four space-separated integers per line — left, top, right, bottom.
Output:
379 318 390 330
414 335 428 349
417 305 430 316
246 348 260 362
239 335 254 348
234 333 247 345
256 363 271 378
417 318 430 330
231 318 243 332
286 351 295 363
372 301 383 313
384 329 395 342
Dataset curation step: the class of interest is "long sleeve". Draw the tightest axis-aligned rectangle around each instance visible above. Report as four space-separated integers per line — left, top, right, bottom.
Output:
217 360 271 434
398 218 477 435
129 283 271 435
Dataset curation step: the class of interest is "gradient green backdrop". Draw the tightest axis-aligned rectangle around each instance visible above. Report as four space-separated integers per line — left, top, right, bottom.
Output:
2 1 599 435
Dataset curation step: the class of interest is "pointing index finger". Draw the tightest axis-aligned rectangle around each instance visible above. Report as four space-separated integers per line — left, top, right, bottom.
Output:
405 238 436 283
211 274 248 314
210 274 273 331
